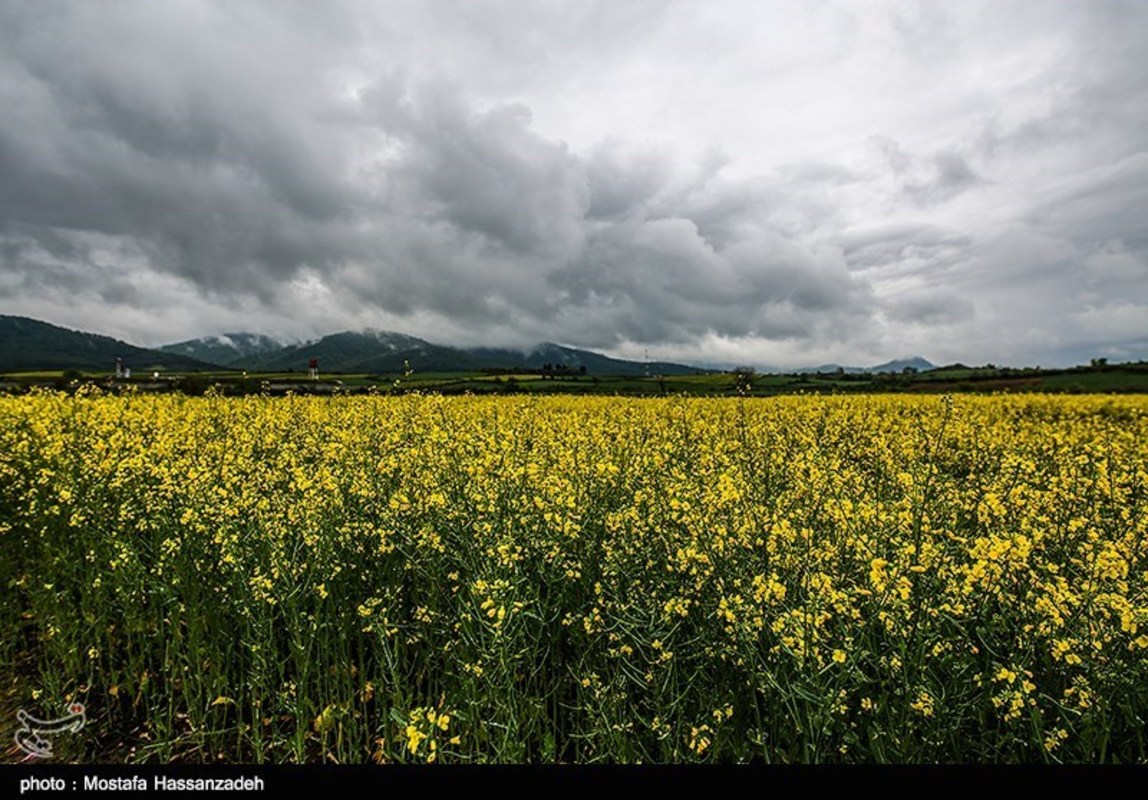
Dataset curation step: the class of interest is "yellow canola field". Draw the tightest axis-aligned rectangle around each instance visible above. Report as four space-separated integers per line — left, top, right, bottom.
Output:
1 391 1146 763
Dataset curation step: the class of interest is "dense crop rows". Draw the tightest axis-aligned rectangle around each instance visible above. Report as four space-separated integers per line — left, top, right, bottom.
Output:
2 391 1146 763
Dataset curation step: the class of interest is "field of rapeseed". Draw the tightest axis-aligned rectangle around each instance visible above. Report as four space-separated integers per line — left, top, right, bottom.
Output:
1 391 1146 763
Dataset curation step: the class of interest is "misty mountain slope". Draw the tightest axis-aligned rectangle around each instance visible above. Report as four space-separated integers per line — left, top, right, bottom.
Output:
229 330 467 372
459 343 698 375
226 332 703 375
0 316 217 372
796 357 936 374
159 333 292 367
4 314 932 376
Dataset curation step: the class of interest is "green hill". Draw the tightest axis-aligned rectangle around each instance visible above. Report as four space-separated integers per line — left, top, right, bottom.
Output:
0 315 217 372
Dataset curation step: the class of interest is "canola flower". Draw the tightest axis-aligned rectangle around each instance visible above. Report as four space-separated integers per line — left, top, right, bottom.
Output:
0 390 1146 763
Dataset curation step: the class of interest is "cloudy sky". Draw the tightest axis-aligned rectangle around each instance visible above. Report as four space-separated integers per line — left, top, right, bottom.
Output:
1 0 1146 368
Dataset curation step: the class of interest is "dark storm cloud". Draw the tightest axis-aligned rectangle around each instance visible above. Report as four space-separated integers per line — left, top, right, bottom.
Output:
361 86 590 258
0 0 369 293
0 1 1145 367
584 142 673 221
0 1 872 354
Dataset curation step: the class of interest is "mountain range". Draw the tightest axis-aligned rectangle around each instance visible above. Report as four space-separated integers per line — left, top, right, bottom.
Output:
793 357 936 374
0 314 935 376
161 329 703 376
157 332 289 365
0 315 214 372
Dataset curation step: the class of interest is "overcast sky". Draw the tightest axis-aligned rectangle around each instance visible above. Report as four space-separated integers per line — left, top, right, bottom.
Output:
2 1 1146 367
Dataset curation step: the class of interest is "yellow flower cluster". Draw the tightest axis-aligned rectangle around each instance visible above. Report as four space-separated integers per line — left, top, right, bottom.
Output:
1 390 1145 763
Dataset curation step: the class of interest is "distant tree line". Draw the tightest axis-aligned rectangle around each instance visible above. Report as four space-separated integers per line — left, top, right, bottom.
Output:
540 363 588 379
